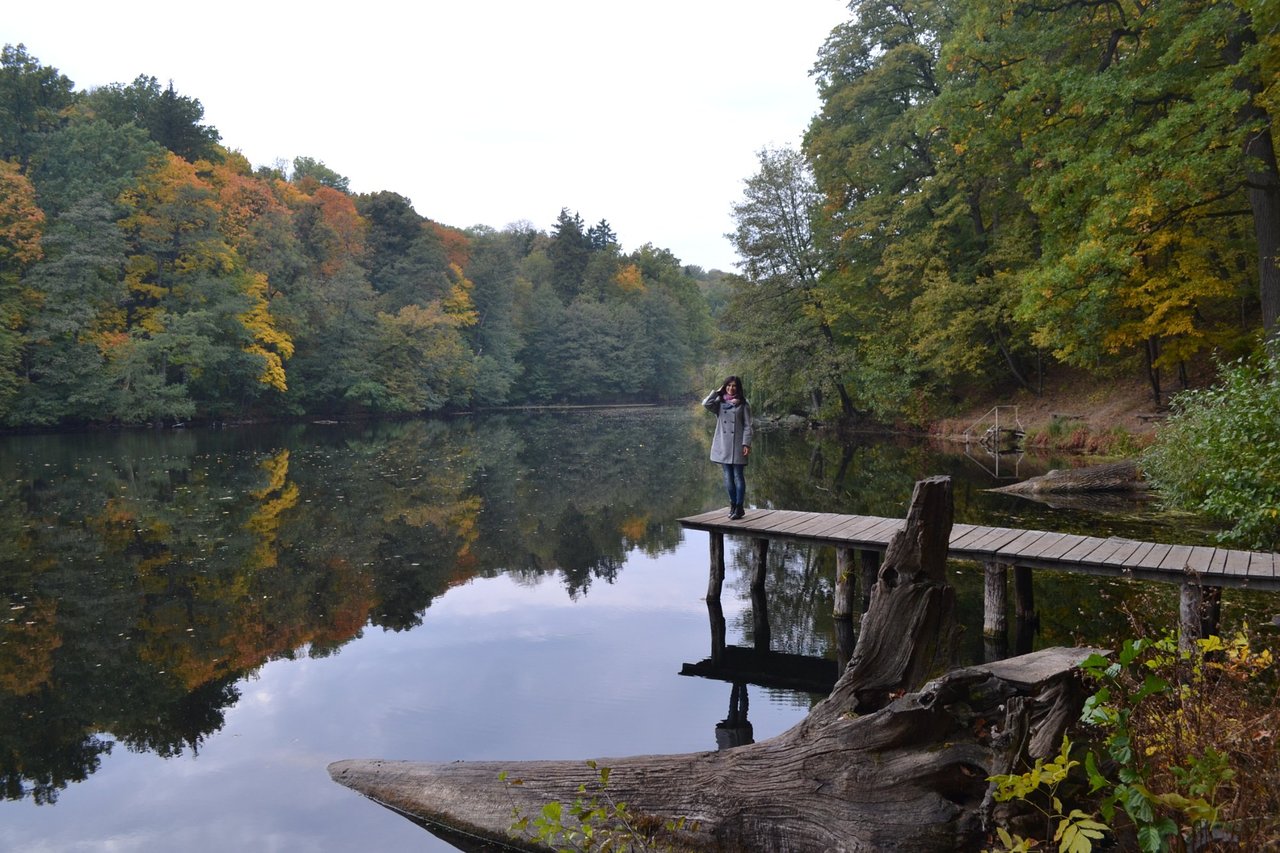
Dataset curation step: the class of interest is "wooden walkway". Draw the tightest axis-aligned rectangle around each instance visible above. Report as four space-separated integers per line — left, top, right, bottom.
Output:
678 508 1280 590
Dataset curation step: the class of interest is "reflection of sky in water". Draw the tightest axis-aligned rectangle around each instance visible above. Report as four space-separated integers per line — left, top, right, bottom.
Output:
0 543 814 852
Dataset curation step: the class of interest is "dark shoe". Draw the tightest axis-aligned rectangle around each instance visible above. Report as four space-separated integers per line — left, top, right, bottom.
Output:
729 504 744 520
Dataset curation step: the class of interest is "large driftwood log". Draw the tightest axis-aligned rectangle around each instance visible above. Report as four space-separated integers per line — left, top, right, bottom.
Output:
329 477 1101 851
989 459 1147 495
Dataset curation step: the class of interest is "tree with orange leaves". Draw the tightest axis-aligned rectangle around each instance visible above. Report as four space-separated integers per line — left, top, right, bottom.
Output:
0 160 44 417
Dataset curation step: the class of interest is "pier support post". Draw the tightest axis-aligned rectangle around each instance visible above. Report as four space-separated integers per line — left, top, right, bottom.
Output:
1013 566 1035 621
983 562 1009 639
750 538 769 592
834 548 857 618
1179 581 1223 650
752 587 771 652
707 532 725 603
859 549 880 612
707 600 726 664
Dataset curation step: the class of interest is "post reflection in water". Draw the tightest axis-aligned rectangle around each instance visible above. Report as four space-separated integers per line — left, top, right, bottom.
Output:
1 407 1268 851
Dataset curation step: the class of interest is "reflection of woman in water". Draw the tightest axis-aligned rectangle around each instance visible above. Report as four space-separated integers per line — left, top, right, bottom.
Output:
702 376 753 519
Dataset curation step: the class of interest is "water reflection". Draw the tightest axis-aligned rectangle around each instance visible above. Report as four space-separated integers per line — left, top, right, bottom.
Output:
0 409 1271 813
0 409 710 805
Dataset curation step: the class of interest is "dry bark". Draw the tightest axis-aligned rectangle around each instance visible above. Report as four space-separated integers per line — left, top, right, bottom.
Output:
329 476 1102 851
989 459 1146 495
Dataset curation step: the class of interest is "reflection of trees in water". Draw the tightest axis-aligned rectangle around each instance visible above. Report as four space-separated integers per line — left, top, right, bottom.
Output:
728 540 835 660
0 409 713 801
3 410 1272 804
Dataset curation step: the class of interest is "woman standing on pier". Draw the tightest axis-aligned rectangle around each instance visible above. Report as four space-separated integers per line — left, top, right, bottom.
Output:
702 376 753 519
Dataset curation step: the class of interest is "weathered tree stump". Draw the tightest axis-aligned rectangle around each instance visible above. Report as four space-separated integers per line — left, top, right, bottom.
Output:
329 477 1103 851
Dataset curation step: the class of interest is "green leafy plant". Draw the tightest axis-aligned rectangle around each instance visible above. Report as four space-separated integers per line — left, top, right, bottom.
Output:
988 735 1109 852
1079 629 1277 851
502 761 697 852
1142 349 1280 550
989 627 1278 852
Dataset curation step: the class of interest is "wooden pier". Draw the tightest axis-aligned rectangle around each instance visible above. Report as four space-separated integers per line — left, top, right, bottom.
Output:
679 507 1280 645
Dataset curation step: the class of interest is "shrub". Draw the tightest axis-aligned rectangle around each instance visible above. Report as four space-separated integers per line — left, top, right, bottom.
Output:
1142 350 1280 550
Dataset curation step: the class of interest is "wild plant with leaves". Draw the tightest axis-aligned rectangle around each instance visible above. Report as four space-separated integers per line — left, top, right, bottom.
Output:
988 626 1279 852
502 761 697 852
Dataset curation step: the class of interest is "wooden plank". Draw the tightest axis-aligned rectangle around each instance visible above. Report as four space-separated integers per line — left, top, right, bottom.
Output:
1060 536 1113 564
767 511 823 535
747 511 802 533
811 516 875 543
1039 534 1091 560
677 508 1280 590
1023 532 1071 559
947 522 983 548
1102 539 1145 567
963 527 1025 553
1157 545 1195 572
948 524 991 549
1202 548 1228 577
1120 541 1158 568
1133 543 1174 571
996 529 1051 558
1183 546 1218 575
789 513 848 538
854 517 904 545
680 510 726 526
825 515 890 543
1248 551 1278 582
1222 549 1251 578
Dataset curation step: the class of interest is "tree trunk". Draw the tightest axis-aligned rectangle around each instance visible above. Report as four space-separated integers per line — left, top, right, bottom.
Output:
989 460 1146 495
1230 15 1280 338
329 477 1102 851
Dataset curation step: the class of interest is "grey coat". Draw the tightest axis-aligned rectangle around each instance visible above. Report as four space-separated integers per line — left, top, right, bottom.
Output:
702 389 753 465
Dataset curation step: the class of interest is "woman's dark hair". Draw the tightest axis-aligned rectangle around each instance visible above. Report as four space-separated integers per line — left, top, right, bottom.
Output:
720 375 747 403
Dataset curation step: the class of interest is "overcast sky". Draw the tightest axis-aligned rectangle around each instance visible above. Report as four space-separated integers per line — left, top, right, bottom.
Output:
5 1 849 272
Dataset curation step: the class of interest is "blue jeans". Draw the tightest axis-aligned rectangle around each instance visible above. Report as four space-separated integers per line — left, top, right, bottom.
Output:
721 463 746 506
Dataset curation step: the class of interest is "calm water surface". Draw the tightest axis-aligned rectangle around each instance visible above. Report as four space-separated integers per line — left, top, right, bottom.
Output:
0 408 1271 851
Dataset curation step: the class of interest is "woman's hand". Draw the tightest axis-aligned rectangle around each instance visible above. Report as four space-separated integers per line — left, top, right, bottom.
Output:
742 445 751 458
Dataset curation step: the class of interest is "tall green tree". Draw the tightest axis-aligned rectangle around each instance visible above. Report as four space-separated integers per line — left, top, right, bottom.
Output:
803 0 952 419
464 225 525 403
547 208 590 301
85 75 221 163
727 146 855 418
11 196 127 424
945 0 1275 399
0 44 76 170
356 190 452 310
28 119 162 216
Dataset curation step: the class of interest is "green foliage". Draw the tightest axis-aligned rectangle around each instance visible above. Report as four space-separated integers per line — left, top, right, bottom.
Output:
1077 630 1277 851
503 761 697 852
991 628 1279 852
0 44 76 168
85 74 221 162
1142 350 1280 550
0 48 711 426
988 736 1110 853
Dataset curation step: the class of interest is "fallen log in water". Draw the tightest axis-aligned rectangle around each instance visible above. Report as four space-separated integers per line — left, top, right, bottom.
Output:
329 477 1103 851
989 459 1147 495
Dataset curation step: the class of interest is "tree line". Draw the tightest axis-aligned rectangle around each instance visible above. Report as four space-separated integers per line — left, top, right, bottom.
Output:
0 45 715 427
723 0 1278 422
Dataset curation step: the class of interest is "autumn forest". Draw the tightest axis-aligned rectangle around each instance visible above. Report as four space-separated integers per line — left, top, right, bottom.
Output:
0 45 716 427
3 0 1279 431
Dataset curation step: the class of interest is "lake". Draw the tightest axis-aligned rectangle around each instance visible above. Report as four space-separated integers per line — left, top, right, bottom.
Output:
0 407 1272 851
